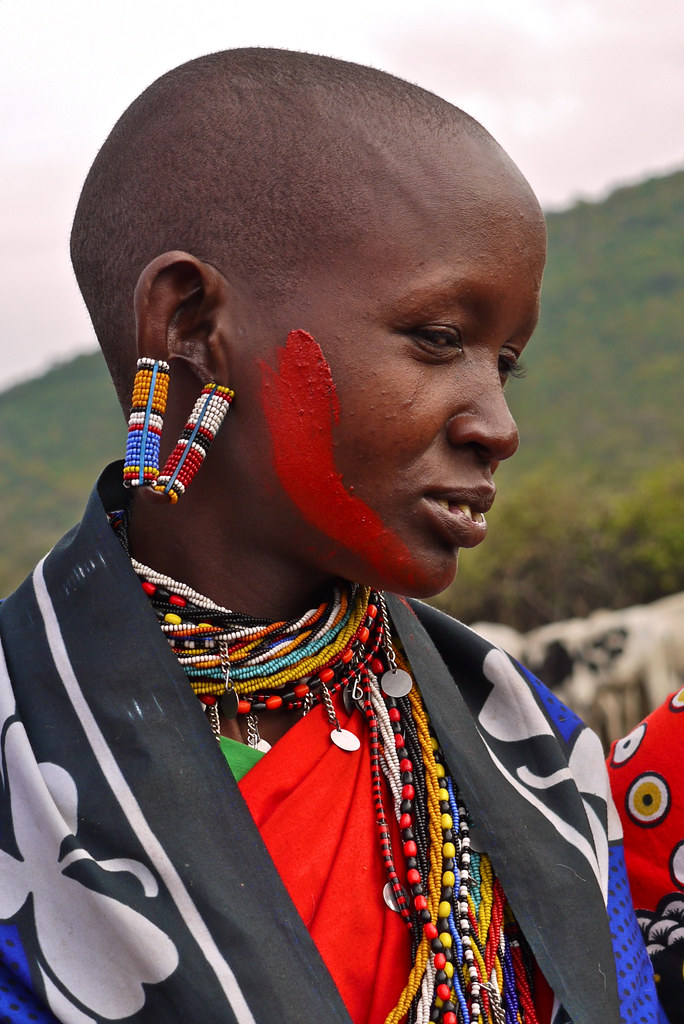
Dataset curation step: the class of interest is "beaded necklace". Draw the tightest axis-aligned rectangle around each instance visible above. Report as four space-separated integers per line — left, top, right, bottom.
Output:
110 510 541 1022
366 666 541 1024
140 565 378 750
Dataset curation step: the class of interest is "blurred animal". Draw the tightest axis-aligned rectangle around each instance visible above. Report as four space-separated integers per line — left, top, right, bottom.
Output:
468 621 524 660
520 592 684 741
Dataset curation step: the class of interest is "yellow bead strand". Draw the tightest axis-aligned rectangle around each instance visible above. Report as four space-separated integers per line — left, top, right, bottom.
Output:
478 855 495 942
384 935 431 1024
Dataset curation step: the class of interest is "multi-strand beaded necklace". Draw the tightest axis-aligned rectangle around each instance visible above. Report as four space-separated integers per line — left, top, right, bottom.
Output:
111 511 540 1023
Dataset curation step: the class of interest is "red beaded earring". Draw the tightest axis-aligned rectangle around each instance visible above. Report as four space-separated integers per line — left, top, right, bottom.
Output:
154 382 234 502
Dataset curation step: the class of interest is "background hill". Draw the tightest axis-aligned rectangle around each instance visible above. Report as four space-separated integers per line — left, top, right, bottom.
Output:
2 170 684 623
0 355 123 592
506 169 684 480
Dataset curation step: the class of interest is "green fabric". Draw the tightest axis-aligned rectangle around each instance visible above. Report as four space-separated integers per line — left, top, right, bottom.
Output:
219 735 266 782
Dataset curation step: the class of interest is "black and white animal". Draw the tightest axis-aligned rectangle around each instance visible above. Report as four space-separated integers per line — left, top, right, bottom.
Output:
470 592 684 742
520 592 684 737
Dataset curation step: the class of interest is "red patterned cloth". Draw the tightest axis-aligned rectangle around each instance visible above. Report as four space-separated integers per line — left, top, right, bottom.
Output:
608 687 684 1021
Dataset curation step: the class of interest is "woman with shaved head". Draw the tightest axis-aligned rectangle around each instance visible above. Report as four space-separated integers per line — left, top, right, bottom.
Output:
0 49 662 1024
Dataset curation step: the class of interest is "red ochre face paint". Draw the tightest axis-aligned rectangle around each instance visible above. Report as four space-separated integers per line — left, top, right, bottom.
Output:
260 330 424 588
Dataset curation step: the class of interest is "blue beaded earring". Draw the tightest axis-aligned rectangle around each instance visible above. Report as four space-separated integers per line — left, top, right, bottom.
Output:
123 358 170 489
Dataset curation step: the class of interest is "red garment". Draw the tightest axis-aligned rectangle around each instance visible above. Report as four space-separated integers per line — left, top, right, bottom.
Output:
239 701 554 1024
239 701 411 1024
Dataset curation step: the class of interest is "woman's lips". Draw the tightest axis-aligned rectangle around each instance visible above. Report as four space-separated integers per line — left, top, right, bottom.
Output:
425 496 489 548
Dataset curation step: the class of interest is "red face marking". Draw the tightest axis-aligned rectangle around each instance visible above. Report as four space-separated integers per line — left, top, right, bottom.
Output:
260 330 422 586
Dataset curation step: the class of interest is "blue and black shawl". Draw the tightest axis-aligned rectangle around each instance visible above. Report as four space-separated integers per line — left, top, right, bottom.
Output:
0 465 666 1023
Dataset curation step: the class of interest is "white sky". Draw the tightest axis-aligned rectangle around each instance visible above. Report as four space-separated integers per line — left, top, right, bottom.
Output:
1 0 683 391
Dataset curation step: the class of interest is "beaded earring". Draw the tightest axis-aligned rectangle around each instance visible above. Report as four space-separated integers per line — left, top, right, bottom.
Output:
123 358 235 503
123 357 171 489
154 382 234 503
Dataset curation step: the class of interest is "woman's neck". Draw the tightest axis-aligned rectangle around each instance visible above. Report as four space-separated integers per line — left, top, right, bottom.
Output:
127 491 337 620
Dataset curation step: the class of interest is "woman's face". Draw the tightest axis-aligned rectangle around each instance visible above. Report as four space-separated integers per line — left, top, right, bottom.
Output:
221 135 546 600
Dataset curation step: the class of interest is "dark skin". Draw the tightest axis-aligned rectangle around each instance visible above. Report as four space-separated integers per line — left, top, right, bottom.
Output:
128 129 546 746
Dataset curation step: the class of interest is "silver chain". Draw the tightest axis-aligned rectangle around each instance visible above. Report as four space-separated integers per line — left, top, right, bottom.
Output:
206 702 221 742
320 679 341 732
246 712 261 749
378 593 397 671
218 636 232 693
301 691 314 717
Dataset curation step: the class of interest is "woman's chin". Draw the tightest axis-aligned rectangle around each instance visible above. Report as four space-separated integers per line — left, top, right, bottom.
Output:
354 550 460 600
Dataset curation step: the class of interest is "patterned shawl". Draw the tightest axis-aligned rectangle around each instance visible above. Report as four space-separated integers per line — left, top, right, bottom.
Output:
0 464 663 1024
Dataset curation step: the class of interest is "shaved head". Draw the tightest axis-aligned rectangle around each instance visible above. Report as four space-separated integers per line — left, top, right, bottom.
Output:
70 48 516 405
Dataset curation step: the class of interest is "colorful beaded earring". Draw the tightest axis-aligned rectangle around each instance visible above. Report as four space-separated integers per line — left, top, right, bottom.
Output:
123 357 234 502
154 382 234 503
123 357 171 488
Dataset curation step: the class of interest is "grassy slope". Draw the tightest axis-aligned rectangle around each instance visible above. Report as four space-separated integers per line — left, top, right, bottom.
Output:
502 169 684 487
0 353 123 594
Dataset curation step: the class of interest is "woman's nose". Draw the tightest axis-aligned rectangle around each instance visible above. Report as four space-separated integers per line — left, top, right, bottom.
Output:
446 380 520 466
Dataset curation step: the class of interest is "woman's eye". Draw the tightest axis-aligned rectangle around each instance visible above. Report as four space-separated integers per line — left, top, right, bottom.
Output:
499 353 527 383
413 326 462 352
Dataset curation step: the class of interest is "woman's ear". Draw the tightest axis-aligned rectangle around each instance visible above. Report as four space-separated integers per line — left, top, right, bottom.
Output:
133 251 233 384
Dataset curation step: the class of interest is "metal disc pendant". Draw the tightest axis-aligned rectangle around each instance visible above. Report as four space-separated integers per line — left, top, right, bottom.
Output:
218 689 239 720
331 727 361 752
383 883 401 913
255 738 272 753
381 668 413 698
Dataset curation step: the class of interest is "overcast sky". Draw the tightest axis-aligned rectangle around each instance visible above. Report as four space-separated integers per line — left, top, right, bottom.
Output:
1 0 683 391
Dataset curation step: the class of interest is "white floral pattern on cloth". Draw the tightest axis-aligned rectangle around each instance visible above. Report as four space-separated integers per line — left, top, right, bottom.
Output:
479 648 618 901
0 715 178 1022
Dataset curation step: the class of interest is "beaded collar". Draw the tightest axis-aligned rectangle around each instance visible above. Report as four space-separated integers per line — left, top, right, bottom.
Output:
138 559 383 751
109 508 541 1023
109 506 397 750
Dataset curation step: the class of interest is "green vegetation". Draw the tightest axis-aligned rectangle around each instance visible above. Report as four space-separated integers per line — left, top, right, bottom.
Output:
435 460 684 631
0 354 123 594
1 169 683 622
506 169 684 480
